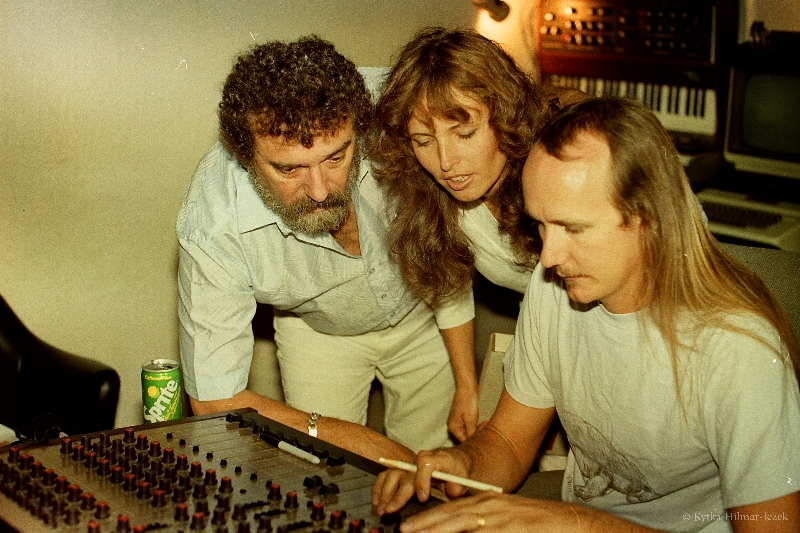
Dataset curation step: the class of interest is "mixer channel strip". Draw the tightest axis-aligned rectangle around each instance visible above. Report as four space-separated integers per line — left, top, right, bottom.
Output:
0 410 436 533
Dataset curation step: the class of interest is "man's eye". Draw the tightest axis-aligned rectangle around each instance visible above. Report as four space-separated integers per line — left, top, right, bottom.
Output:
565 226 584 234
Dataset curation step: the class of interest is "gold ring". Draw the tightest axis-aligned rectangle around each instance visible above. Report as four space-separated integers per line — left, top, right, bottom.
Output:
477 516 486 528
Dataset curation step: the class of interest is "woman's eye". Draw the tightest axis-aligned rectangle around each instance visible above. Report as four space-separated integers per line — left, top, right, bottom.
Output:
458 130 476 140
412 139 431 148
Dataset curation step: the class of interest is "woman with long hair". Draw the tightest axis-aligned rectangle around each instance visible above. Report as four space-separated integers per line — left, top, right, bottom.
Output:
371 27 582 307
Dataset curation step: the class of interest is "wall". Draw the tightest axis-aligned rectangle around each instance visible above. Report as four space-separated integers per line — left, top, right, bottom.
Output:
740 0 800 41
0 1 475 428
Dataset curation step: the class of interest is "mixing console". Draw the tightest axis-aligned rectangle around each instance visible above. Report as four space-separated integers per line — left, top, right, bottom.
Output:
0 410 433 533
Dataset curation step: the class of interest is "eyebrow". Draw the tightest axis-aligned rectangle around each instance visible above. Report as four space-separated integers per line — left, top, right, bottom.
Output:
266 139 352 171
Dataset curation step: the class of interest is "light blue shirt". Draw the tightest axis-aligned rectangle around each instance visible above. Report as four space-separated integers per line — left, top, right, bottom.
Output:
177 142 473 399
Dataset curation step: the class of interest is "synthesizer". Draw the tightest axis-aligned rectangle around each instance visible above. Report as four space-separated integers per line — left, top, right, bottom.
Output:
536 0 738 147
0 410 436 533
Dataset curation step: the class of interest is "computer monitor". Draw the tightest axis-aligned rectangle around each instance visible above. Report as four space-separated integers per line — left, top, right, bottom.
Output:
724 35 800 180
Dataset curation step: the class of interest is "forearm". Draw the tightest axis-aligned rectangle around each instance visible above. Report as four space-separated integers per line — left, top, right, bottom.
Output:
189 390 415 464
440 320 477 389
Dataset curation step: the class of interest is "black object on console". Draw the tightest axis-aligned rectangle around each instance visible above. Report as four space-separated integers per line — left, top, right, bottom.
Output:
0 295 120 441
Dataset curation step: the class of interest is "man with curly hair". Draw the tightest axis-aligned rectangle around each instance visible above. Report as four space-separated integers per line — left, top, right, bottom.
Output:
176 36 476 457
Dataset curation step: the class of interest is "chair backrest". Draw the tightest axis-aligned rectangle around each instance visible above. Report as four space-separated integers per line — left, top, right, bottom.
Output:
0 295 120 440
720 243 800 340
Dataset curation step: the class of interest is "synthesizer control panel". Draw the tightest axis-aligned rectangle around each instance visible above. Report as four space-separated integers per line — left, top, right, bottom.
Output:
0 410 434 533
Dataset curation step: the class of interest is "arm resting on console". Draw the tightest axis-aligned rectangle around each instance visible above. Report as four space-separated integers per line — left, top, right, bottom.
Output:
189 390 415 464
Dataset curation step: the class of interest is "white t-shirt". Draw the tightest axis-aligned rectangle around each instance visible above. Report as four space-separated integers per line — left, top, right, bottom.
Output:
459 201 533 294
505 263 800 532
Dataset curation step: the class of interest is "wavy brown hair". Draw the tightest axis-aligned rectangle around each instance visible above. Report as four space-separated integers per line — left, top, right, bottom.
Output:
219 36 373 167
535 97 799 389
370 28 554 306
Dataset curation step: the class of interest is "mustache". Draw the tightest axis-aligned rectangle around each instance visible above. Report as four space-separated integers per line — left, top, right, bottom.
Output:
286 190 350 215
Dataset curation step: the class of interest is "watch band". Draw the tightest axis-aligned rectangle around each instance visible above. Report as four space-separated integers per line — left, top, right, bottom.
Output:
308 412 321 437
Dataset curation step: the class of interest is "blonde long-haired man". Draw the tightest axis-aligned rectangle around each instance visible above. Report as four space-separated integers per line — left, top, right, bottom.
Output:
373 97 800 533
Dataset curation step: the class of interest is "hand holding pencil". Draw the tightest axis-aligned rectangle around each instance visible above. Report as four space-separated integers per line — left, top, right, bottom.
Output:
372 448 502 517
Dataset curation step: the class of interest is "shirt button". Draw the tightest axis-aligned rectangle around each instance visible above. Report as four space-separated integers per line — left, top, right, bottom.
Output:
369 268 375 274
381 294 387 299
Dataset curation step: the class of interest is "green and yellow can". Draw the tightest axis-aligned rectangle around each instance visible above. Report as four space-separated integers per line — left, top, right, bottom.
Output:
141 359 183 423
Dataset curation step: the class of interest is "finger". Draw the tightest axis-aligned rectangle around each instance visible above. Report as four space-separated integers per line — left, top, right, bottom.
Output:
448 417 467 443
374 469 414 515
414 451 439 502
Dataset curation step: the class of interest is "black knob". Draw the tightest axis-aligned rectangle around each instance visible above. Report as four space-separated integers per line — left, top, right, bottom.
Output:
177 454 189 470
85 451 98 469
67 483 82 500
328 510 345 530
123 473 137 491
149 441 162 457
110 466 124 484
172 485 187 503
175 502 190 521
194 500 209 516
257 515 272 533
310 501 325 521
72 445 86 462
97 458 111 476
80 492 96 510
267 482 281 501
219 476 233 493
284 490 299 509
61 439 73 455
152 489 167 507
116 514 132 532
136 481 151 500
212 508 227 525
95 500 110 519
232 503 247 521
87 520 101 533
190 461 203 478
64 508 81 525
190 511 206 530
204 469 218 485
163 447 175 463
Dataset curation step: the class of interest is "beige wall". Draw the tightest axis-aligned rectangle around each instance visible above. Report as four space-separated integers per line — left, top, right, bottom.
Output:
0 1 475 428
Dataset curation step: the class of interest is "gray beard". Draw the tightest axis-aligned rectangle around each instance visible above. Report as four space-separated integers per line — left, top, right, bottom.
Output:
249 150 361 235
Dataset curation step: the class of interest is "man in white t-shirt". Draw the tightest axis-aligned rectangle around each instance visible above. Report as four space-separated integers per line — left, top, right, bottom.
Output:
372 97 800 533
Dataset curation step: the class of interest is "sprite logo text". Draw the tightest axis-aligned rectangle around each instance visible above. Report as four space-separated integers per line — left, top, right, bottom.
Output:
143 379 180 423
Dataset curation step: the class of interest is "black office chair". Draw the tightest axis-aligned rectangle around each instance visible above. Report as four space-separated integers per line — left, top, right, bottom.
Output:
0 295 120 442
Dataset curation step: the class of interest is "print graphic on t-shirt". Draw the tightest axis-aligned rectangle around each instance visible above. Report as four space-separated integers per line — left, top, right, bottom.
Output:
562 411 660 503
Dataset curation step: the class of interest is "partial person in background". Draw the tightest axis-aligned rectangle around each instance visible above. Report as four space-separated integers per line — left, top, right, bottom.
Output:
371 27 584 306
176 36 477 459
373 97 800 533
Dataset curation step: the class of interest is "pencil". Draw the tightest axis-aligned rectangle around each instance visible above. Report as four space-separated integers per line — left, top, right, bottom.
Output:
378 457 503 493
278 440 321 464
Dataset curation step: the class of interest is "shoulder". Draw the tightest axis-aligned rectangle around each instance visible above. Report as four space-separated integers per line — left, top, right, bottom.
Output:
177 143 252 240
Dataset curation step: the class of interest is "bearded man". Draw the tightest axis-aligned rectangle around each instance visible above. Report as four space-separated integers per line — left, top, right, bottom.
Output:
176 36 476 457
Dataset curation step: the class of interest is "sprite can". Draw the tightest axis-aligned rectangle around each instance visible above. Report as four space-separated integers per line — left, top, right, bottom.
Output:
142 359 183 423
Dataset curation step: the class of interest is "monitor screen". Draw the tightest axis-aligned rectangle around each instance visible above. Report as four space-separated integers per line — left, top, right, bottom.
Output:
724 41 800 180
742 74 800 156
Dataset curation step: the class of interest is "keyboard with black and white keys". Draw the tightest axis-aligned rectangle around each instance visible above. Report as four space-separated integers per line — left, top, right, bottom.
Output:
546 74 717 137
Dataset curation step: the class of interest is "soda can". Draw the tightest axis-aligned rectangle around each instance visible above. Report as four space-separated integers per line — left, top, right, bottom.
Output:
142 359 183 423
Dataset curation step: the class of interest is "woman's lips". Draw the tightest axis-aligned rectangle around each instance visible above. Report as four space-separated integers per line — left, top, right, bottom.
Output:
444 173 473 192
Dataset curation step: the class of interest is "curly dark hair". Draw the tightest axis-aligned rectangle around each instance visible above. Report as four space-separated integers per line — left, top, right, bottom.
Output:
370 27 554 306
219 35 374 167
